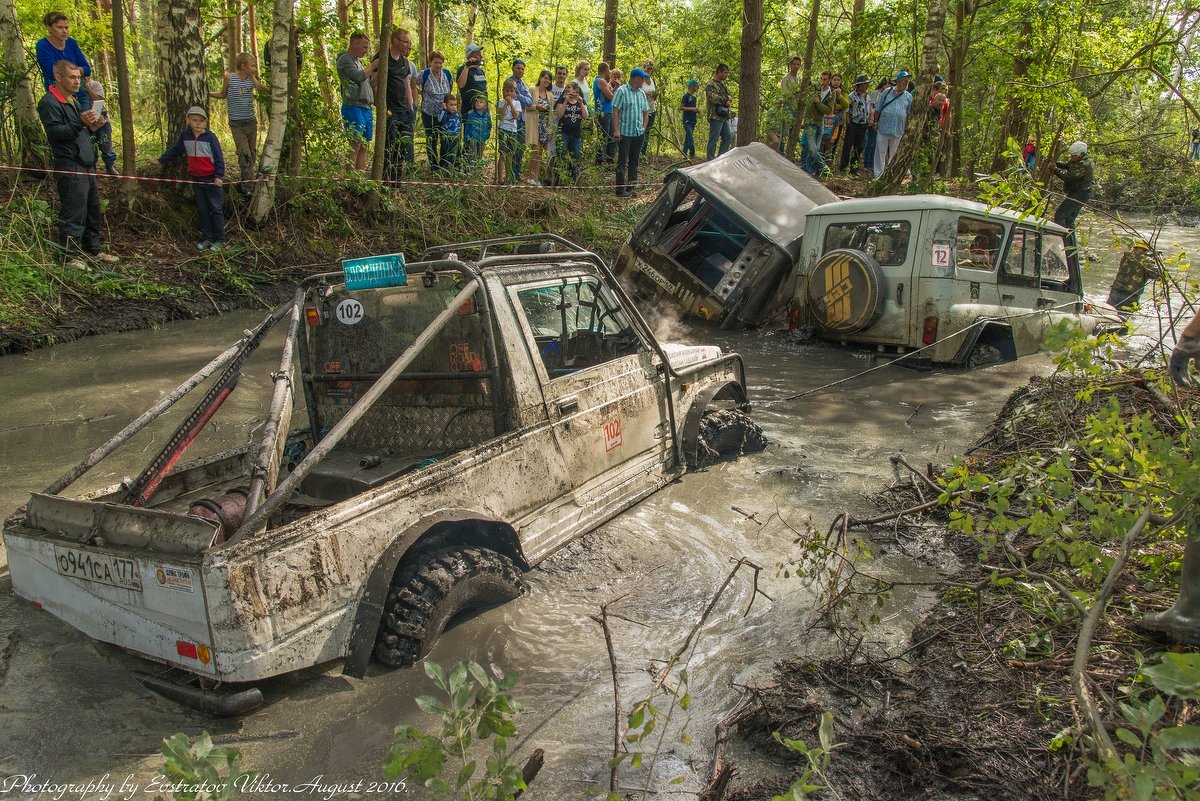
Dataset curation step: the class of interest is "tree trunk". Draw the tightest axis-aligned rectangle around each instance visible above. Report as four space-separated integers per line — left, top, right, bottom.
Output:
95 0 114 85
336 0 348 37
156 0 207 142
249 0 294 222
946 0 970 178
737 0 762 146
877 0 946 192
0 0 44 167
465 4 477 45
307 0 336 109
247 2 258 58
371 0 393 181
417 0 434 60
602 0 617 66
226 0 244 68
126 0 141 68
989 18 1030 173
111 0 137 174
285 23 302 174
785 0 819 158
365 0 375 38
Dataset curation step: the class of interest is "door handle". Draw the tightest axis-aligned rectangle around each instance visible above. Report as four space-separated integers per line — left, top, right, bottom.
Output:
1001 293 1015 301
1036 297 1056 308
896 282 904 305
558 396 579 414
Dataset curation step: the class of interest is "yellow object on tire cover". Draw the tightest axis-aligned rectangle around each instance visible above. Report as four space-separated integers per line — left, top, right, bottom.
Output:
806 248 885 334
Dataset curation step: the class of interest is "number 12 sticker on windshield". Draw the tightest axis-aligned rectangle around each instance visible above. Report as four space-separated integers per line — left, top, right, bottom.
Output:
335 297 365 325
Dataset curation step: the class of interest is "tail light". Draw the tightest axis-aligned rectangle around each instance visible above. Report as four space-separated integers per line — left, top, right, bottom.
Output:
176 640 198 659
922 316 939 345
304 307 322 326
788 305 802 330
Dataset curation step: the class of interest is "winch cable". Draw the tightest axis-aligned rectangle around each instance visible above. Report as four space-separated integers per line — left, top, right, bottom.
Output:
762 302 1106 406
121 305 291 506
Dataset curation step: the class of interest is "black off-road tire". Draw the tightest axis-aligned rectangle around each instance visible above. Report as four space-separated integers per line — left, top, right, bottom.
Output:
966 343 1005 368
694 409 767 467
374 547 527 668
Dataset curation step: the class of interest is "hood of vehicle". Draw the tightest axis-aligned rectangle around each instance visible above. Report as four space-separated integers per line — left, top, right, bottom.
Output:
660 342 724 369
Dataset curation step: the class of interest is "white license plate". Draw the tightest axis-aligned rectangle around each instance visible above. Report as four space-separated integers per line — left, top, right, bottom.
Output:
53 545 142 591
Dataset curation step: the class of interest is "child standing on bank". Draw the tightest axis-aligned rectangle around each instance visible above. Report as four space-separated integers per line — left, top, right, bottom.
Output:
496 79 521 184
439 95 462 171
680 79 699 158
464 96 491 164
86 79 118 174
159 106 226 251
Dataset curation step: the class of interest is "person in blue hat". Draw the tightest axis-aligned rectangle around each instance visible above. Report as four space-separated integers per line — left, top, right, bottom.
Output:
871 70 913 177
680 79 700 158
612 67 651 196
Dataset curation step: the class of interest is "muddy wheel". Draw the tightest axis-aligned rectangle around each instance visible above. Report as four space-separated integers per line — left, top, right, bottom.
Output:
694 409 767 467
966 343 1005 368
374 547 527 668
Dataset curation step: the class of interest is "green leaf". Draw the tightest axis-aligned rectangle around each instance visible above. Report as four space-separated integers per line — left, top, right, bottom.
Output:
679 733 693 745
631 753 643 768
1141 652 1200 699
607 753 629 768
680 692 692 711
628 705 646 730
456 761 476 789
449 660 469 694
415 695 449 716
424 660 447 689
467 660 490 688
669 775 687 784
1155 725 1200 750
818 711 835 751
1115 727 1142 748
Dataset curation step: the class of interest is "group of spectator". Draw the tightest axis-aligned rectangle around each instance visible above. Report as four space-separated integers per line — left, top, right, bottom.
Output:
334 32 687 194
777 61 950 180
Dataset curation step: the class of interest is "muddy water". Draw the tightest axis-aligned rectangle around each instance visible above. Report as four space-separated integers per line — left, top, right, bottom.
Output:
0 218 1196 800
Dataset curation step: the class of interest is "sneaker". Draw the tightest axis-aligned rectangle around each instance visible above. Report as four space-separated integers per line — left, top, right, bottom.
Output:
197 240 212 251
209 241 226 252
105 164 119 176
65 257 90 271
525 178 541 186
91 251 120 265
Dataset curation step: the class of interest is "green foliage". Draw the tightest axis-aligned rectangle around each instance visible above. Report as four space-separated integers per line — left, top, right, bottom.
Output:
607 667 697 791
157 732 253 801
1086 652 1200 800
770 712 839 800
382 659 526 801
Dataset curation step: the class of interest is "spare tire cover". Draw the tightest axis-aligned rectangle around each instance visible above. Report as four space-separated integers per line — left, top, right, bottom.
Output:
806 248 885 334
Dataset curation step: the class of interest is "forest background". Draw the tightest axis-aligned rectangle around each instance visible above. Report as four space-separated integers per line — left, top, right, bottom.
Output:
0 0 1199 351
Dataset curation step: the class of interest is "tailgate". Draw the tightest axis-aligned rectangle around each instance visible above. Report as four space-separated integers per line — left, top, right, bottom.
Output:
5 494 222 676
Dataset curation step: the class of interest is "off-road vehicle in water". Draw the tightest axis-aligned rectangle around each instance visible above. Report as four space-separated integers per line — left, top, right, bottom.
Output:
3 236 759 712
794 195 1119 366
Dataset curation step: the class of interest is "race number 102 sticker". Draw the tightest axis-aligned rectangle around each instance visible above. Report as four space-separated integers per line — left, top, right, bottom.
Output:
335 297 365 325
604 418 623 452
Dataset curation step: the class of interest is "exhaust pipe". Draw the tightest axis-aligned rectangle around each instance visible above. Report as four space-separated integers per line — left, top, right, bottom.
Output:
139 674 264 716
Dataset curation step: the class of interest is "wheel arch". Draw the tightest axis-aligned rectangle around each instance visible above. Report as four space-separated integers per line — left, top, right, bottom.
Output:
953 320 1017 365
342 510 527 678
682 381 749 468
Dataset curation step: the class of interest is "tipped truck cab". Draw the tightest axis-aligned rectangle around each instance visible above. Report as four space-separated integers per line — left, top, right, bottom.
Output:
3 236 757 702
614 142 838 328
793 195 1119 366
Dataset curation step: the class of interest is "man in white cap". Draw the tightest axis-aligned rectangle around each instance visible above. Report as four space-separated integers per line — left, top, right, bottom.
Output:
1051 140 1093 230
871 70 913 177
457 43 487 120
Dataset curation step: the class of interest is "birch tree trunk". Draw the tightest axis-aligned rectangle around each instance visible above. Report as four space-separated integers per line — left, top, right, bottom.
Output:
307 0 336 110
95 0 114 84
249 0 294 222
736 0 762 146
0 0 46 167
111 0 137 174
126 0 141 67
248 2 258 58
418 1 434 60
876 0 947 192
156 0 207 139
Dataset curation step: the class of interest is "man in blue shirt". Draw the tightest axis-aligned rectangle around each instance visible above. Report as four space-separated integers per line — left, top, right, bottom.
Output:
508 59 534 182
871 70 913 177
611 67 650 197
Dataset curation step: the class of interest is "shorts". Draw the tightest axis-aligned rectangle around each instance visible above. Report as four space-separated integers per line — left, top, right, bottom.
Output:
341 104 373 143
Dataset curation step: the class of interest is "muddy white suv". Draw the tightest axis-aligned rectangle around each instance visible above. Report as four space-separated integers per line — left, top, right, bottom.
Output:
3 235 758 712
793 195 1117 366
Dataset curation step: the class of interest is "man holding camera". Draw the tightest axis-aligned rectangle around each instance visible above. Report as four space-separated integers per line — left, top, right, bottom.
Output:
705 63 732 161
457 43 487 120
1051 140 1093 230
38 59 118 268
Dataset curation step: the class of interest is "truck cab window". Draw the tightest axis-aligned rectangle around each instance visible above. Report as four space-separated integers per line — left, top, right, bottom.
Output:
955 217 1004 271
822 221 911 266
515 278 644 377
1039 233 1072 290
1001 228 1038 288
